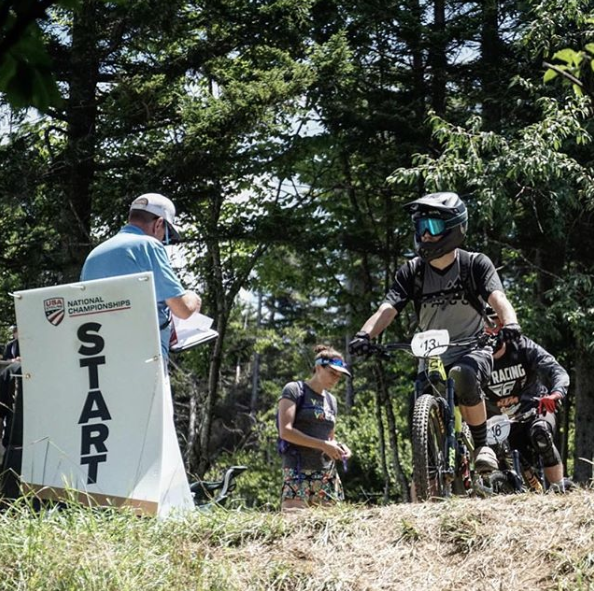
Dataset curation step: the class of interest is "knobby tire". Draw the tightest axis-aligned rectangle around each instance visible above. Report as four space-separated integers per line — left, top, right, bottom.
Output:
412 394 448 501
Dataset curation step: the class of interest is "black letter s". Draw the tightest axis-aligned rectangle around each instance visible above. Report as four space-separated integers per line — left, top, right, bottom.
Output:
78 323 104 355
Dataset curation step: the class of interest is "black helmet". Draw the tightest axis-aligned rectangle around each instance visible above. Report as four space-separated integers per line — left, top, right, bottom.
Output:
403 192 468 261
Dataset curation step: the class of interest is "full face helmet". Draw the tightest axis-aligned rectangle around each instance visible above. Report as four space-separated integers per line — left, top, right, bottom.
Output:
403 192 468 261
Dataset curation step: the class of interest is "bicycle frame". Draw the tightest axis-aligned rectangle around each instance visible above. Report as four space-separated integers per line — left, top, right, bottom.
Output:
414 369 473 497
370 329 496 501
485 409 545 494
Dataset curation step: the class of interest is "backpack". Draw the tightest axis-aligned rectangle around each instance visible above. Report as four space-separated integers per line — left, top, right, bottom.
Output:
409 249 485 318
276 380 306 455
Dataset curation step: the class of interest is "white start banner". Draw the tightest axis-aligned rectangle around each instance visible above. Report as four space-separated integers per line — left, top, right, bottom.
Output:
13 273 193 518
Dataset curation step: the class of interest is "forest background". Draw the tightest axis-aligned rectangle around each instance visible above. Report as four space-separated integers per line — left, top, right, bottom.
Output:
0 0 593 510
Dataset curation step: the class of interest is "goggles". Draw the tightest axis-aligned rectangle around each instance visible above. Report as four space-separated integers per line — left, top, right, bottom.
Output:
415 217 446 237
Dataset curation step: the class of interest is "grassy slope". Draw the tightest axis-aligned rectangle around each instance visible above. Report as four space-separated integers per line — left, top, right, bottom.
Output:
1 489 593 591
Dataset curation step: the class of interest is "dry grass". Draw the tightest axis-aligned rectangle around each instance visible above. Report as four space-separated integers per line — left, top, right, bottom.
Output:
216 488 594 591
1 489 594 590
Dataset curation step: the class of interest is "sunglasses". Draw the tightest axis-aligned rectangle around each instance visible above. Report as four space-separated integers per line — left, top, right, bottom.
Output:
415 217 446 237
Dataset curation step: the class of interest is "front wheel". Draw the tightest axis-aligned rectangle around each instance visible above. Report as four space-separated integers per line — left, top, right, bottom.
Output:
411 394 449 501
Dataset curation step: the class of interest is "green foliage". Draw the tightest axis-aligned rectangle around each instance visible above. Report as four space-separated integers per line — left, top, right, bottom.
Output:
2 0 594 492
0 1 80 110
533 1 594 98
339 395 400 503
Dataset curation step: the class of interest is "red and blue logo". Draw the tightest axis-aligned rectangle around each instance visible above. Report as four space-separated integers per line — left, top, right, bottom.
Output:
44 298 65 326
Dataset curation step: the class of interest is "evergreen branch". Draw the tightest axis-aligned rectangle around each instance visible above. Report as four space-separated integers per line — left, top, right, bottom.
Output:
0 0 59 59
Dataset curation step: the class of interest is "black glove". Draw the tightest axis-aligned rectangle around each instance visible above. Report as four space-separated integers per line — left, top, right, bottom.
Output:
348 331 371 356
500 323 522 343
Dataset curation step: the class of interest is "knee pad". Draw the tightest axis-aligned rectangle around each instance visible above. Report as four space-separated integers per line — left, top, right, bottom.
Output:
530 420 561 468
449 364 481 406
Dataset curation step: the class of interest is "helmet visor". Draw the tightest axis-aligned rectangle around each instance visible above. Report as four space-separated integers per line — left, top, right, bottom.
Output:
415 217 446 237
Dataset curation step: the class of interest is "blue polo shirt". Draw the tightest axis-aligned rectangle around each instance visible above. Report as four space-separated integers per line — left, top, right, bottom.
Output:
81 225 186 357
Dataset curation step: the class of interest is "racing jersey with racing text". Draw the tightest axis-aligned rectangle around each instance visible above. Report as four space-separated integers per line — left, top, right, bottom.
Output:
484 335 569 417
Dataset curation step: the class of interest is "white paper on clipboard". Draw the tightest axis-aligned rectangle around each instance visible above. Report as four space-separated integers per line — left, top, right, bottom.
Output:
169 312 218 353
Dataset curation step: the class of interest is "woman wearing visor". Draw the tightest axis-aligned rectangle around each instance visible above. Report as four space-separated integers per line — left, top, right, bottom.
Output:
349 192 520 474
278 345 353 512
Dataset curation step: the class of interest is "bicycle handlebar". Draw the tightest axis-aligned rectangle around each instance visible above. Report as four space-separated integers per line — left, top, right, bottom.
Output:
366 331 498 359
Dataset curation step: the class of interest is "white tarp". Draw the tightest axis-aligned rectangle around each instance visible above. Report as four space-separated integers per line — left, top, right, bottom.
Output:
13 273 193 517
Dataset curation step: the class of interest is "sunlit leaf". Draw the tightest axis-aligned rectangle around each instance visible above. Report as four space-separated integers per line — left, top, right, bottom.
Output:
543 69 558 83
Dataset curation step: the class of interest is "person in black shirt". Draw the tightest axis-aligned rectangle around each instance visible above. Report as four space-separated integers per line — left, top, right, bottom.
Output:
0 325 20 450
349 192 521 472
277 345 353 512
484 308 571 492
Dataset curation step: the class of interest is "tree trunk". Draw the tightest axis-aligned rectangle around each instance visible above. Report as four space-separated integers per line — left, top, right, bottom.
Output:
428 0 446 115
194 191 226 476
480 0 502 130
374 362 410 501
249 291 263 413
374 388 391 503
404 0 426 122
63 0 99 280
572 349 594 483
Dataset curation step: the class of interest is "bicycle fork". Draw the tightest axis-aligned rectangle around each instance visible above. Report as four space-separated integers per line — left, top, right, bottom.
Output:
444 377 473 493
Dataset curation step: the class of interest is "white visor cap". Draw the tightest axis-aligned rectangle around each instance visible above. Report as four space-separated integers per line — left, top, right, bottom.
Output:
130 193 181 242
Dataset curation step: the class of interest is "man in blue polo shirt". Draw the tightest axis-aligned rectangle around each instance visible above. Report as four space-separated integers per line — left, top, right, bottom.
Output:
81 193 201 361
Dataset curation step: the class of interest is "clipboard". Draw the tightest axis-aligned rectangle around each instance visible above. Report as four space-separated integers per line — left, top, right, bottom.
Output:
169 313 218 353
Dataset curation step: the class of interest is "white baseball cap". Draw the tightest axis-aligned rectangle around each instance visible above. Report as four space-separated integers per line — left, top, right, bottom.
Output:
130 193 181 243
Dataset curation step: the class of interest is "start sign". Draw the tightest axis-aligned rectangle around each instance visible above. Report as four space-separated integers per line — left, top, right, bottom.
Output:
13 273 193 517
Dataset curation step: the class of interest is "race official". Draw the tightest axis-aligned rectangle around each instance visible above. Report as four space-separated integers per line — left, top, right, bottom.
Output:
81 193 201 362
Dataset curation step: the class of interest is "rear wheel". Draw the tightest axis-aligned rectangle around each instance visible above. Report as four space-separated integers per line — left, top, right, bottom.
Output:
411 394 448 501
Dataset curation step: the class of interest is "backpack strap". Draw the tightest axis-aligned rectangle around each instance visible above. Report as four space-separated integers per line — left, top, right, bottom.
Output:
410 257 424 318
277 381 306 455
457 250 485 317
295 380 306 412
410 251 485 318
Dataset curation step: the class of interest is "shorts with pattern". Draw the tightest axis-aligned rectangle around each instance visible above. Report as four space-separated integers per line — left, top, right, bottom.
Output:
281 466 345 504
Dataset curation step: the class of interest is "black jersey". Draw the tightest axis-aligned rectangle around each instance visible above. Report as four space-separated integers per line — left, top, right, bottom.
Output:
484 335 569 417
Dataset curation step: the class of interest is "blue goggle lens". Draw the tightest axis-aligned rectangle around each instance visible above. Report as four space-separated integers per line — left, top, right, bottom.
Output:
416 217 446 237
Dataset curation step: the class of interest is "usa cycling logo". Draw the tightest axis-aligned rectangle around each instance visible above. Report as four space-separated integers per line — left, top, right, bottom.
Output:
44 298 65 326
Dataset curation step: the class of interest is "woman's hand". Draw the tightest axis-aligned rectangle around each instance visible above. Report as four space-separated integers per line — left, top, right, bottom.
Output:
338 442 352 460
322 439 351 461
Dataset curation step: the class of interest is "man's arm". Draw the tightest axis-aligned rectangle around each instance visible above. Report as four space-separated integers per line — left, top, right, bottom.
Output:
525 340 570 398
349 303 398 355
349 261 413 355
166 290 201 320
360 303 398 339
488 290 517 326
488 290 522 342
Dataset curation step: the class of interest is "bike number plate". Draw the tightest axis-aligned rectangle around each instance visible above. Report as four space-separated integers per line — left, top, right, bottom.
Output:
486 414 511 445
411 329 450 358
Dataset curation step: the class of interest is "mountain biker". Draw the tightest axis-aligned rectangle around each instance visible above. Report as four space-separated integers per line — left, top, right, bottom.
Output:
277 345 352 512
484 307 572 492
348 192 520 472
